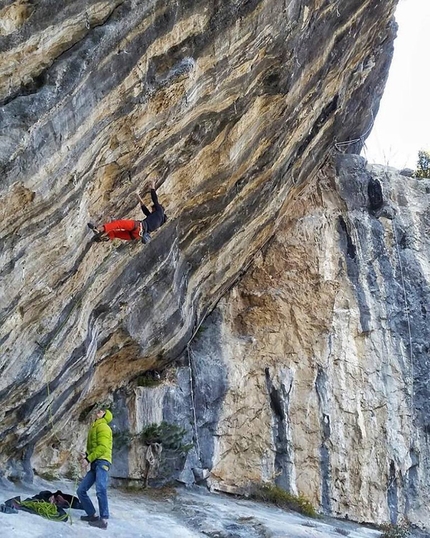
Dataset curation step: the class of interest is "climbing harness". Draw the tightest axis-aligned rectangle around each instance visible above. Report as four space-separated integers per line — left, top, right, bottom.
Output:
139 220 152 244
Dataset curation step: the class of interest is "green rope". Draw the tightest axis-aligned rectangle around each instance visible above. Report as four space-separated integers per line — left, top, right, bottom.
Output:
19 500 68 521
67 476 80 526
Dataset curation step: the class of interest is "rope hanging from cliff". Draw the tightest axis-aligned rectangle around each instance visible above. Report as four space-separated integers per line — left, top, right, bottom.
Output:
40 352 78 526
333 110 375 153
392 219 415 399
187 343 202 464
36 348 63 447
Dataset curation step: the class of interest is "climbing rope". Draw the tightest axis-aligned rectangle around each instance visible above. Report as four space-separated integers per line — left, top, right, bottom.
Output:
186 343 202 464
64 473 81 525
392 218 415 405
333 110 375 153
143 443 162 487
19 500 68 521
45 379 59 440
43 356 82 525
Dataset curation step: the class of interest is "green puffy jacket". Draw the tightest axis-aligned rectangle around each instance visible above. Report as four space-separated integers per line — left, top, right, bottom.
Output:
86 410 113 464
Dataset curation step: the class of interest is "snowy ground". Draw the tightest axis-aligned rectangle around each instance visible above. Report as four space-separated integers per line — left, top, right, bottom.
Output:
0 478 386 538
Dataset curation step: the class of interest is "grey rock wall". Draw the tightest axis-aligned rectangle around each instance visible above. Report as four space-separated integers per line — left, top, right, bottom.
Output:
109 156 430 530
0 0 398 472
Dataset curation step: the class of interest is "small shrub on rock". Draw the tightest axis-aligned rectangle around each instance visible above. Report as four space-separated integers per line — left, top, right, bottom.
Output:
379 521 410 538
251 484 317 518
112 430 133 450
140 422 193 454
135 371 162 388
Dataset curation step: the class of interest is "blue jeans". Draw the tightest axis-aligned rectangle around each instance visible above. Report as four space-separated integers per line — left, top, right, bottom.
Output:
77 459 110 519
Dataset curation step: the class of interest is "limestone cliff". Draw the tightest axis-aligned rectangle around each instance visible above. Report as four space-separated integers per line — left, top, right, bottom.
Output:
181 156 430 528
0 0 404 527
99 156 430 530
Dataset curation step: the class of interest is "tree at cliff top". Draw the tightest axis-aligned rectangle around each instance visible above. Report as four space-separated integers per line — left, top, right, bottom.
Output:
415 149 430 178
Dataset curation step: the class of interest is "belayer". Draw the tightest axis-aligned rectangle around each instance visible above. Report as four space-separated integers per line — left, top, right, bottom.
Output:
77 406 113 529
88 179 167 244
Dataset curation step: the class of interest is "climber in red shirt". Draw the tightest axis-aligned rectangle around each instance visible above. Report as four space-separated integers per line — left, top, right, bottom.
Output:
88 180 167 244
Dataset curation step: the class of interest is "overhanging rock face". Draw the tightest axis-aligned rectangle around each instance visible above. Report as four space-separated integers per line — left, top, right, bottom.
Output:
1 1 397 479
100 156 430 529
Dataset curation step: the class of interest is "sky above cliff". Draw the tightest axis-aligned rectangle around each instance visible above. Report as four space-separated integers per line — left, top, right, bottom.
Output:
363 0 430 169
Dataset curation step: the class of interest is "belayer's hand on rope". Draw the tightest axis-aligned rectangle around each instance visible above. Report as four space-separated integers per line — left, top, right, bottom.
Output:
80 454 89 476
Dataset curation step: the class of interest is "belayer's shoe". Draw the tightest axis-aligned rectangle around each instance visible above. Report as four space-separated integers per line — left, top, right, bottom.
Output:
89 518 108 529
81 514 99 522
